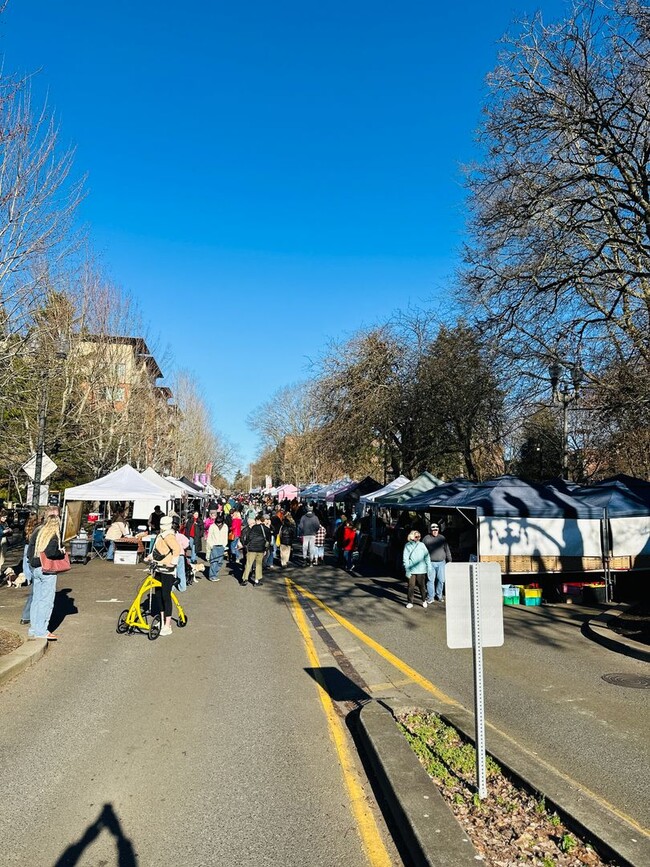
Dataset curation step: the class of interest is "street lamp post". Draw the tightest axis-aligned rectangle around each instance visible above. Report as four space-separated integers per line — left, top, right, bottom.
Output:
549 360 583 480
31 336 68 508
31 373 48 508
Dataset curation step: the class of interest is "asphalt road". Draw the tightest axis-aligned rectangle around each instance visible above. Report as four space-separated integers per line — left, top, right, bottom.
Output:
1 552 648 866
0 562 401 867
291 563 650 831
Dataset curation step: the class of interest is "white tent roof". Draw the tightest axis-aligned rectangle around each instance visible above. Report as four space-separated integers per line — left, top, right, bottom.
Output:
64 464 172 502
141 467 185 496
359 475 410 504
165 476 202 495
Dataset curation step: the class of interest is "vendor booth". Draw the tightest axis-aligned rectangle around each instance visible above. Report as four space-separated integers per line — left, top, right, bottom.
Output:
63 464 174 541
275 483 298 501
372 471 444 507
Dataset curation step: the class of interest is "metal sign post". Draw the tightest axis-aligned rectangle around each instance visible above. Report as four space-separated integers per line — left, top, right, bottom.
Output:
446 561 503 799
470 561 487 798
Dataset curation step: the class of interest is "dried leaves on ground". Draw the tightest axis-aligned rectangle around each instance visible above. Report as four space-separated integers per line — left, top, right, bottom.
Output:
398 710 619 867
0 628 22 657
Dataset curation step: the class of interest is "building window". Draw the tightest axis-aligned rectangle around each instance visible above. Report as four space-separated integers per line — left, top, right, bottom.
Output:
115 362 126 380
105 386 126 402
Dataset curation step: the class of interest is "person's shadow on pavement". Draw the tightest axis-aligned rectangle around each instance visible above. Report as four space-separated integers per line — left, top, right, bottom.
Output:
49 588 78 632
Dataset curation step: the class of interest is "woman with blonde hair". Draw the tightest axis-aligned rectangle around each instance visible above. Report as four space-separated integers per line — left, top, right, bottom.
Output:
27 508 66 640
402 529 431 610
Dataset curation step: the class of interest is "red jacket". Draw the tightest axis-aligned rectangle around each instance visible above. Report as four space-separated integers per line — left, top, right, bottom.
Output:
342 526 356 551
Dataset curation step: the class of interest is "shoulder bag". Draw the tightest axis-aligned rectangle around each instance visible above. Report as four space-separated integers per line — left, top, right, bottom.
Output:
39 551 71 573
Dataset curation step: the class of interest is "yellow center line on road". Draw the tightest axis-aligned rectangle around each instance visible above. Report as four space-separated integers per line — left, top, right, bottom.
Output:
289 579 650 840
288 578 460 707
285 578 393 867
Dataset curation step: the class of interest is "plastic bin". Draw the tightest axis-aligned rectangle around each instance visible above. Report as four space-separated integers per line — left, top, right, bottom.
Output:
69 538 89 563
582 584 607 605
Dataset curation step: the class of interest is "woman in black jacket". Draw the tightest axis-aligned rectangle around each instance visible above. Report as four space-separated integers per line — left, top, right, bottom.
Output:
279 514 296 569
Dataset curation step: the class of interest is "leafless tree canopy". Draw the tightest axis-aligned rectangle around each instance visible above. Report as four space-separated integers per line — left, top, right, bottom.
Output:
463 1 650 382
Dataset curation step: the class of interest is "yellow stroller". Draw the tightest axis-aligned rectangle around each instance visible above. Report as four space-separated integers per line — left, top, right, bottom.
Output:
116 567 188 640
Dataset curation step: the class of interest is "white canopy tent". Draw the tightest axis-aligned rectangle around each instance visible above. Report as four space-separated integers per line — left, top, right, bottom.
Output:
63 464 174 539
165 476 203 496
141 467 185 497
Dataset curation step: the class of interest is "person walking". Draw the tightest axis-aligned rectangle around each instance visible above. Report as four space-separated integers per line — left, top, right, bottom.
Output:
314 520 326 565
402 530 431 609
20 512 40 626
150 516 181 636
422 522 452 603
185 511 204 564
206 513 228 581
229 509 243 563
341 520 357 571
298 505 320 567
27 508 66 640
279 514 295 568
240 514 270 586
173 516 190 592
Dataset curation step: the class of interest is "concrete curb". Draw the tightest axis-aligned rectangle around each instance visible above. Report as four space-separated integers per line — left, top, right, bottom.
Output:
0 635 48 688
358 701 479 867
584 607 650 663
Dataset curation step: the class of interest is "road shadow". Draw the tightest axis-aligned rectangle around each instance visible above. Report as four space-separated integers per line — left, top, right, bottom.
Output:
49 588 78 632
304 665 370 704
54 802 137 866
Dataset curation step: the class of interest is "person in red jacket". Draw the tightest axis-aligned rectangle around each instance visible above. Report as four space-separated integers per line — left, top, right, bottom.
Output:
341 521 357 571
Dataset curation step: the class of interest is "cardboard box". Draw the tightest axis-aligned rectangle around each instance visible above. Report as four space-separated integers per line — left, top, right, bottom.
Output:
114 550 138 565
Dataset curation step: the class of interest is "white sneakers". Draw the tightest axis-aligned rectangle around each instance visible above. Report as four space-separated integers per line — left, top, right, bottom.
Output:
405 602 413 609
422 601 428 608
160 624 172 636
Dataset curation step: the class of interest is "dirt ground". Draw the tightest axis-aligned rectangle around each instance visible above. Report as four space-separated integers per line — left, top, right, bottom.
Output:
609 601 650 645
0 628 22 657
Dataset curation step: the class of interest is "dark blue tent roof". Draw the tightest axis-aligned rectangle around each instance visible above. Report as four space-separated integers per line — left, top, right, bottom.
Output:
438 475 602 518
393 479 476 511
570 477 650 517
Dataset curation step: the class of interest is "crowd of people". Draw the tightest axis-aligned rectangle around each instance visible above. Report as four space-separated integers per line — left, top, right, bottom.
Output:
11 493 452 640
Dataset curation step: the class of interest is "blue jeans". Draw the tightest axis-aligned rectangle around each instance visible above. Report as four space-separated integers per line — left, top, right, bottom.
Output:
28 567 57 637
188 537 197 564
106 540 115 561
176 555 187 591
230 538 241 562
426 561 446 601
21 546 35 620
264 539 276 568
209 545 224 579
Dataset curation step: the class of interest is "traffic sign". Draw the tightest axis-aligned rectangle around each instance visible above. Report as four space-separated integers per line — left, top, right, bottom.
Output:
22 453 57 482
445 562 504 649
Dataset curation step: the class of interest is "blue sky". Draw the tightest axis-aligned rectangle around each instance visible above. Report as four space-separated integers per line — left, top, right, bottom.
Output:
4 0 568 472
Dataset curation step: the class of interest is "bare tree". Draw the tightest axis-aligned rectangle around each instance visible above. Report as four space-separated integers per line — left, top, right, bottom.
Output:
463 1 650 393
172 372 239 481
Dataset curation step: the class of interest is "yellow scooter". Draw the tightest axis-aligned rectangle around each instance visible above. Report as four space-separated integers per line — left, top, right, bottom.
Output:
116 568 188 640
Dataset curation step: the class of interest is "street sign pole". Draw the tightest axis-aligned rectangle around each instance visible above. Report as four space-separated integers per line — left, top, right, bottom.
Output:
446 561 503 799
470 561 487 799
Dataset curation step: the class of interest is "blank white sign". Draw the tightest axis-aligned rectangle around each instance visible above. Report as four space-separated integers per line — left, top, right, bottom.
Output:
445 562 504 649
